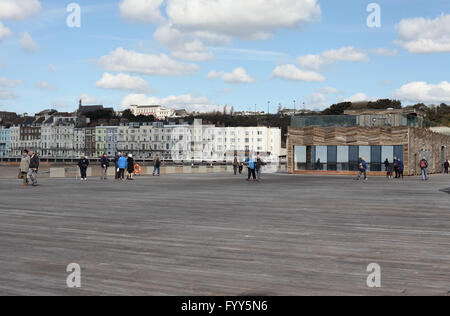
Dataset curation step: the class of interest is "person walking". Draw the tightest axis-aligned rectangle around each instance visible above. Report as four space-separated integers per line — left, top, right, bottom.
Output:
127 154 135 180
393 157 399 178
19 149 30 186
397 158 404 179
384 158 392 179
78 155 90 181
356 157 368 181
100 154 110 180
245 156 256 181
153 154 161 176
28 150 40 186
114 152 121 179
233 155 239 175
419 158 429 181
255 153 266 181
117 153 127 180
444 159 449 174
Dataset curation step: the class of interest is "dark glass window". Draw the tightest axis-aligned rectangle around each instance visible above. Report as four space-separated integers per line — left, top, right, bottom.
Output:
371 146 382 171
327 146 337 171
394 145 404 161
349 146 359 171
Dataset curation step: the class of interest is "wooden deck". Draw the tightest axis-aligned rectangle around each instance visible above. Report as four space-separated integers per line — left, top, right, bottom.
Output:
0 172 449 296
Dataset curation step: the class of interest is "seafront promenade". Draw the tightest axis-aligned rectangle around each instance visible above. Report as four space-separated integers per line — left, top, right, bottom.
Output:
0 173 449 295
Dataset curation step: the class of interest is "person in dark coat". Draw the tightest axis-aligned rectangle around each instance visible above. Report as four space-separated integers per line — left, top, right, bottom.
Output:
127 154 135 180
419 158 429 181
28 150 40 186
397 159 404 179
384 159 392 179
445 160 449 174
100 154 110 180
114 152 121 179
153 154 161 176
78 155 89 181
393 157 399 178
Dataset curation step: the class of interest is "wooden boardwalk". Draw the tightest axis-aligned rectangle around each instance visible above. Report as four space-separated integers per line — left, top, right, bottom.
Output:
0 172 449 295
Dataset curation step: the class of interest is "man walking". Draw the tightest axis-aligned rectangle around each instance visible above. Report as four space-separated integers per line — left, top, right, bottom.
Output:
255 153 266 181
19 149 30 186
78 155 90 181
397 158 404 179
245 156 256 182
444 159 449 174
114 152 121 179
356 157 368 181
233 155 239 175
28 150 40 186
419 158 429 181
153 154 161 176
100 154 110 180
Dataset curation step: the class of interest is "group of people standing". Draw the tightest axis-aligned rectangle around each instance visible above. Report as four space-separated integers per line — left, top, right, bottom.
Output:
384 157 404 179
232 153 266 182
19 149 40 186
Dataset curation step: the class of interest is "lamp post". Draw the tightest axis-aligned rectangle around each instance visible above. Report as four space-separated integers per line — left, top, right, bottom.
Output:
267 101 271 115
293 100 296 116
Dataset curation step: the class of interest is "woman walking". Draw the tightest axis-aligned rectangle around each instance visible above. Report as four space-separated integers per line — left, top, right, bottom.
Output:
19 149 30 186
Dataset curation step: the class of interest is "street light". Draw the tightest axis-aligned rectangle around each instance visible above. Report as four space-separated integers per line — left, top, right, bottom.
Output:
267 101 271 115
293 100 296 116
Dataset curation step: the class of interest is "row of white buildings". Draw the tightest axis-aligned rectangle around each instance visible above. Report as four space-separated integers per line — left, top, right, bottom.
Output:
1 113 282 162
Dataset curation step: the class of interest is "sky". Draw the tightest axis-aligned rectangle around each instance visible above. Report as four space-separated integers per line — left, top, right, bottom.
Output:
0 0 449 115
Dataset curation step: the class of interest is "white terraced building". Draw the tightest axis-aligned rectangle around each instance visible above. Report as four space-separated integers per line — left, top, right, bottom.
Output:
129 105 176 119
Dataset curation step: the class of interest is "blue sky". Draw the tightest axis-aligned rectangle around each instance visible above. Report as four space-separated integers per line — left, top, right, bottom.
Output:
0 0 449 114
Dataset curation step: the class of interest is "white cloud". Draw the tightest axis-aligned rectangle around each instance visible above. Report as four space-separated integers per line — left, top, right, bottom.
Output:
0 88 17 100
370 48 398 56
345 93 377 103
0 21 12 41
80 93 98 104
165 0 321 41
271 64 325 82
97 47 199 76
48 64 56 72
20 32 38 53
35 81 58 91
0 77 23 88
392 81 450 103
121 93 221 112
207 67 256 84
316 86 342 95
298 46 370 70
153 23 214 62
119 0 164 23
96 72 153 93
171 40 214 62
305 92 328 109
0 0 42 21
395 14 450 53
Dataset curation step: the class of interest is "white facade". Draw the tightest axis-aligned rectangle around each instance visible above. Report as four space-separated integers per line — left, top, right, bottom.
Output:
130 105 176 119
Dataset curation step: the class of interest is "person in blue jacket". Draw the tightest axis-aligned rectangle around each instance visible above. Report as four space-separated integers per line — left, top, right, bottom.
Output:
117 153 127 180
245 156 256 181
397 158 404 179
356 157 368 181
